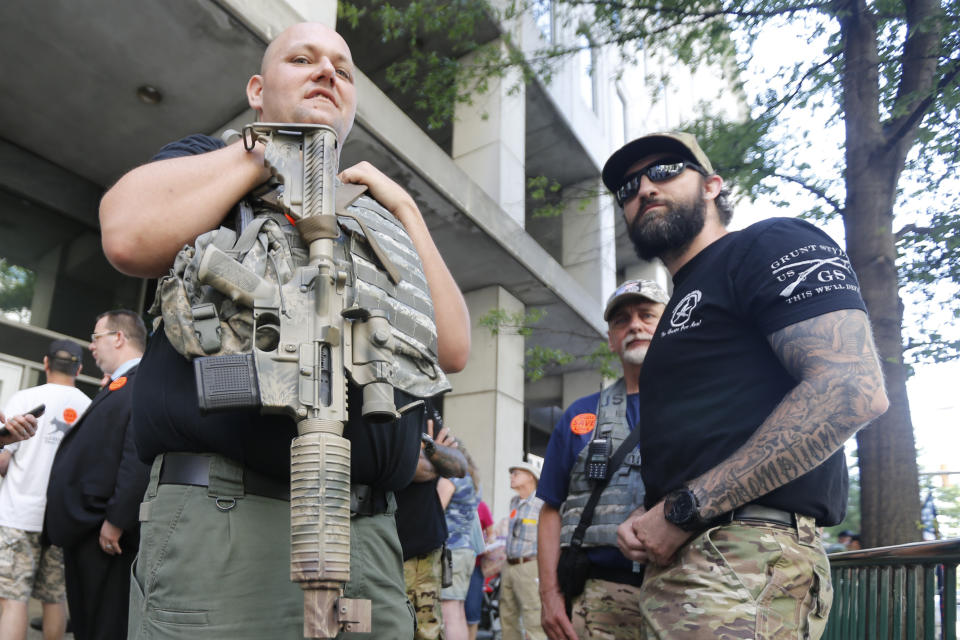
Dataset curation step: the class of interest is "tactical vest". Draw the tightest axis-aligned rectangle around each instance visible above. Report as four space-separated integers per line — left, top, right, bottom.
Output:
152 183 450 400
559 378 644 548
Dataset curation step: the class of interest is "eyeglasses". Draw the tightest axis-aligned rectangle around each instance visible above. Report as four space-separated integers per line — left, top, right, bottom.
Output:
90 330 118 342
615 159 707 207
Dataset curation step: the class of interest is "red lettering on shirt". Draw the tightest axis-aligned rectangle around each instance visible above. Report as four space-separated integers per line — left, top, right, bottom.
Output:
570 413 597 435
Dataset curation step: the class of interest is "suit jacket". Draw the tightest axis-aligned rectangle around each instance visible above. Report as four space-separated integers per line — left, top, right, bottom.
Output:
45 366 150 549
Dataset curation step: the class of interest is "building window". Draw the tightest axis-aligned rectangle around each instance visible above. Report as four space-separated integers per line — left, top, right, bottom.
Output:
578 34 597 113
533 0 554 43
614 87 628 143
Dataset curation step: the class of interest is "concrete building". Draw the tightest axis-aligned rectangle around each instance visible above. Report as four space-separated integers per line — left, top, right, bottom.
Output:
0 0 742 517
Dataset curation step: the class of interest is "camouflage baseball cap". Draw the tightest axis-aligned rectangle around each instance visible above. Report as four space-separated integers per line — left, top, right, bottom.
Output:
603 279 670 321
602 132 714 194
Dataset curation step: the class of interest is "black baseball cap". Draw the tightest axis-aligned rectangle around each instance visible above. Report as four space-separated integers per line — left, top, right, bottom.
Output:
602 131 714 194
48 339 83 363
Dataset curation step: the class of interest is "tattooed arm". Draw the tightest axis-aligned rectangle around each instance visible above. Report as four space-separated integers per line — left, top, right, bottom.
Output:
620 309 889 566
412 419 468 482
690 308 888 517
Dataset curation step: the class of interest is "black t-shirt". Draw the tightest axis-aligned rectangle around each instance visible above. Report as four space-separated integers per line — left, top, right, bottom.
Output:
395 478 448 560
395 400 449 560
132 134 422 488
638 217 866 525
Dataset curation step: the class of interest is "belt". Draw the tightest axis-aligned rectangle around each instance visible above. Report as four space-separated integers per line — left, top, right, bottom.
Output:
721 504 795 527
160 455 391 515
159 453 289 501
587 564 644 587
507 555 536 565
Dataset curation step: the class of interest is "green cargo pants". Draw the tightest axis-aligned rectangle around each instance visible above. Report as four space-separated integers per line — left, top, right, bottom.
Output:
128 454 414 639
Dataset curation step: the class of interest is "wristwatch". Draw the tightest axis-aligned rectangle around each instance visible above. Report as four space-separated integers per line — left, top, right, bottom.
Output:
421 433 437 458
663 487 709 532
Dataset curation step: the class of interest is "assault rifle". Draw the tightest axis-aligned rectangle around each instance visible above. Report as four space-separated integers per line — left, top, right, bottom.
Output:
192 123 401 637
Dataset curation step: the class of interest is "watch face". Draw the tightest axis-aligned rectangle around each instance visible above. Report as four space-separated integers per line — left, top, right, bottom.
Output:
667 490 695 524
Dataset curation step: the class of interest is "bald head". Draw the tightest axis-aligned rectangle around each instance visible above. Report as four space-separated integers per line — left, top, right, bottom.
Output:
247 22 358 140
261 23 345 73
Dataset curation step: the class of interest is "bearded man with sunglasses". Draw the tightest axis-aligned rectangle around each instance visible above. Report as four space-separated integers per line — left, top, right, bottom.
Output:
604 133 888 639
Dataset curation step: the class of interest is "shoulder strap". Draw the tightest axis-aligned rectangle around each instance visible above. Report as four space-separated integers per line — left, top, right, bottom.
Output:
569 408 642 549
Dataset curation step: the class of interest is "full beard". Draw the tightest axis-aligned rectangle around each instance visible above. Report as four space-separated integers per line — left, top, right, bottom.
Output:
628 194 707 262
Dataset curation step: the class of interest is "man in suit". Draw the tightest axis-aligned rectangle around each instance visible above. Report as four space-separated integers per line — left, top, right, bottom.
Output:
45 310 149 640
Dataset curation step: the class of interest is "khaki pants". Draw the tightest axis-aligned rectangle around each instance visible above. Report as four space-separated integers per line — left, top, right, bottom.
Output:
638 515 833 639
404 548 444 640
499 558 545 640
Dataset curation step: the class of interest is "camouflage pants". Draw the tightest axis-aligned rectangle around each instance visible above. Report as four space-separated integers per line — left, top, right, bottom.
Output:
404 548 445 640
638 515 833 640
571 578 645 639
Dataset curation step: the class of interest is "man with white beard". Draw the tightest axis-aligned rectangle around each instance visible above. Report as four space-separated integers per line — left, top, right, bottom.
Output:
535 279 668 640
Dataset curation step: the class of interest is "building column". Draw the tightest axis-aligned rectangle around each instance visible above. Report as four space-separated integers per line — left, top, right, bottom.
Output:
29 245 61 330
451 44 526 226
444 286 526 521
561 177 616 305
562 369 606 412
559 178 616 405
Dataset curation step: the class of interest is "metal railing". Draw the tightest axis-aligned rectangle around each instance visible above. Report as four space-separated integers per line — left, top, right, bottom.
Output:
825 539 960 640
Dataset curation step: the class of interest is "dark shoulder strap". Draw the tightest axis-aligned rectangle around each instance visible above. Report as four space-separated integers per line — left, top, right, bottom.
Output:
569 420 643 548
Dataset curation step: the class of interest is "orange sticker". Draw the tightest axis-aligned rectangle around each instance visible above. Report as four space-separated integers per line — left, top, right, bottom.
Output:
510 509 517 520
570 413 597 435
108 376 127 391
62 408 78 424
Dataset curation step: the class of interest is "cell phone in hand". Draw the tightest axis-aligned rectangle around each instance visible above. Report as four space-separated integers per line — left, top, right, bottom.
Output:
0 404 45 437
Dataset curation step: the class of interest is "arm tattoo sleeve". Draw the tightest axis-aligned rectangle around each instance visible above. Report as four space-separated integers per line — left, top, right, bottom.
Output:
428 445 468 479
689 308 889 518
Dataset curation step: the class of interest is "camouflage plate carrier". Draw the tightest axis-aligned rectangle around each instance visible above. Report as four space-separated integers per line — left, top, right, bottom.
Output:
150 123 449 639
560 378 644 548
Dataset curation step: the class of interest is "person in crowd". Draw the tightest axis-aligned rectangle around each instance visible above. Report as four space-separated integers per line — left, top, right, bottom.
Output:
537 279 668 639
605 132 888 638
45 311 149 640
397 405 467 640
465 499 494 640
438 444 481 640
99 21 469 639
501 462 545 640
0 339 90 640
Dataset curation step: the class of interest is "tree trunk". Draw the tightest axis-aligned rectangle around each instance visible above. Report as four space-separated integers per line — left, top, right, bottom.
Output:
839 0 923 547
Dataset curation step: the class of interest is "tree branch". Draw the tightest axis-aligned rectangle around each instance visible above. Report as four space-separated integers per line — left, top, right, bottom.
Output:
895 223 934 239
884 56 960 152
771 171 843 212
556 0 832 19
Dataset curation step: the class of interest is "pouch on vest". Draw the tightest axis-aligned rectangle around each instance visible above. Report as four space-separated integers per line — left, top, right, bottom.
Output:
150 207 304 360
556 546 590 614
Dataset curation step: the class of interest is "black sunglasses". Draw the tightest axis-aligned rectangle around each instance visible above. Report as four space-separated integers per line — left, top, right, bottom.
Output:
615 159 708 207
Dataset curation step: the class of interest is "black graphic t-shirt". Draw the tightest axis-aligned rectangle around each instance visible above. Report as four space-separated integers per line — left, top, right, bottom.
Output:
638 217 866 525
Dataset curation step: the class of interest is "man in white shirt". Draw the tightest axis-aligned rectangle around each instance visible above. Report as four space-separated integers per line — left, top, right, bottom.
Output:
0 339 91 640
